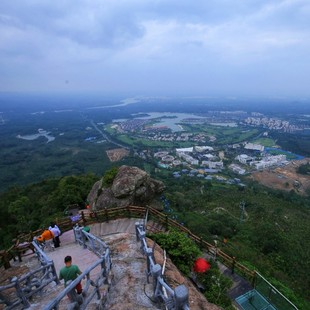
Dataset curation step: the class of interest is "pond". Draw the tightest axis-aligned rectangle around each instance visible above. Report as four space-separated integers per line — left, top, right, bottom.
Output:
265 147 304 160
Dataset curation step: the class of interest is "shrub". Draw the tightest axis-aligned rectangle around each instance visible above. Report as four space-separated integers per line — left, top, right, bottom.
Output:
197 260 234 309
150 229 201 275
102 166 119 187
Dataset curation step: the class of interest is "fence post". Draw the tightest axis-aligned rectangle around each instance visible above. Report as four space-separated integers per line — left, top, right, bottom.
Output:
126 206 131 218
146 248 153 275
66 280 84 306
135 222 141 241
151 264 162 300
104 208 109 222
174 285 189 310
199 237 203 249
81 211 86 225
231 256 236 274
0 250 11 269
251 270 257 287
50 263 60 284
165 215 169 231
81 229 87 249
11 276 31 308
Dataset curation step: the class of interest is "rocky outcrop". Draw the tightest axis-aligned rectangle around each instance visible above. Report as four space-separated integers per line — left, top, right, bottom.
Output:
87 165 165 210
103 231 221 310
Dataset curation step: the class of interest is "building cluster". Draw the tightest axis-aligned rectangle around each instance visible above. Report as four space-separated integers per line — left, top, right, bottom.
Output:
153 140 290 179
141 132 208 143
170 168 246 187
231 153 288 174
154 146 224 170
118 119 149 132
243 117 300 132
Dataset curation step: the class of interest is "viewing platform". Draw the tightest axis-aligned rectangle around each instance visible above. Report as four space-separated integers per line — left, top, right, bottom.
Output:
1 217 215 309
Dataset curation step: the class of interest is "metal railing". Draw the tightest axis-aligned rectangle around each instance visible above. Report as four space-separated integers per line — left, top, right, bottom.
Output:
0 240 59 309
43 225 112 310
135 222 190 310
254 272 298 310
6 205 300 309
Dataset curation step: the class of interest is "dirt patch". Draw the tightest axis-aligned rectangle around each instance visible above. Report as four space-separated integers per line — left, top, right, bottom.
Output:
106 148 130 162
248 158 310 195
0 265 30 286
0 252 41 287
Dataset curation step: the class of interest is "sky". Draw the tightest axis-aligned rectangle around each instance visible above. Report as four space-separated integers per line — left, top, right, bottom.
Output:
0 0 310 97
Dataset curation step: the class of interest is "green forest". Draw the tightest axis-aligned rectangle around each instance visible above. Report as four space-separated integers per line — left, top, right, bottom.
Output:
0 169 309 309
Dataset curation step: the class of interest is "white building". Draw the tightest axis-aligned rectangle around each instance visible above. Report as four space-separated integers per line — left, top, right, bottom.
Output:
236 154 253 165
195 145 214 152
244 143 264 152
176 147 193 154
202 160 224 169
229 164 246 175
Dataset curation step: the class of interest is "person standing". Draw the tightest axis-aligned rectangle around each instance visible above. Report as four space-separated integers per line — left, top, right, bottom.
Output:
49 222 61 248
59 256 83 294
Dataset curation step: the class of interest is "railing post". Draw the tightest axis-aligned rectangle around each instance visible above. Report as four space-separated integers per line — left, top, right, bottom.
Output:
165 215 169 231
174 285 189 310
126 206 131 218
151 264 162 300
135 222 144 242
50 262 60 284
252 270 257 288
146 248 153 275
135 222 140 241
104 208 109 222
0 250 11 269
66 280 83 306
199 237 203 249
81 229 87 249
11 276 31 308
231 256 236 274
81 211 86 225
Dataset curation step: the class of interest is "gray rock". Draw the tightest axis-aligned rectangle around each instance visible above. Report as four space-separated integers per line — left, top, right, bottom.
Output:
87 165 165 210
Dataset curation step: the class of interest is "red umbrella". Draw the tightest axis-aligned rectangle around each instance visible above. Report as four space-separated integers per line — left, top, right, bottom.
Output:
193 258 211 273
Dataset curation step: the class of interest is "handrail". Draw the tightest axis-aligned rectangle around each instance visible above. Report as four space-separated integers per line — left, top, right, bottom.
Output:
43 226 112 310
0 240 60 309
254 271 298 310
135 222 190 310
44 258 107 310
4 205 255 281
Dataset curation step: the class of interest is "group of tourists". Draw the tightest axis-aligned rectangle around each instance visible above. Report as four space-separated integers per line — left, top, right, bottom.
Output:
36 222 61 248
36 223 84 297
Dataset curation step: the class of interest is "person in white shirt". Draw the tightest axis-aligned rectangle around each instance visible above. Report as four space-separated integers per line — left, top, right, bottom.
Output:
49 222 61 248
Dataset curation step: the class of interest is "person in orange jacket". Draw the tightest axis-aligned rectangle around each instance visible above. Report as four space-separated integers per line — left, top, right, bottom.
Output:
36 229 54 243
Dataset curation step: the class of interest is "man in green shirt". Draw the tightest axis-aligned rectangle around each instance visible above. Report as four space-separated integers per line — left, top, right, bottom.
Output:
59 255 83 294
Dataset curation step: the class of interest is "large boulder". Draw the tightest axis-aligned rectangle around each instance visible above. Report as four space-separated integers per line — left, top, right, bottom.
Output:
87 165 165 210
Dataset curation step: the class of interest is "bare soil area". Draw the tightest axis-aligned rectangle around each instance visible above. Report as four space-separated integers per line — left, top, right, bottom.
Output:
248 158 310 196
106 148 129 162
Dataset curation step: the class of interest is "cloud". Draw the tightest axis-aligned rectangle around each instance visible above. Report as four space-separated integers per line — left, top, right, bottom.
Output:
0 0 309 95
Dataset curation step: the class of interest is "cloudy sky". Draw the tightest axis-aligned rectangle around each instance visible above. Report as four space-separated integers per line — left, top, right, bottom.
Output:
0 0 309 97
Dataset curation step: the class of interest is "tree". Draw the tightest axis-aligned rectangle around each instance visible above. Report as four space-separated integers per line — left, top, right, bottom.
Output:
8 196 32 233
